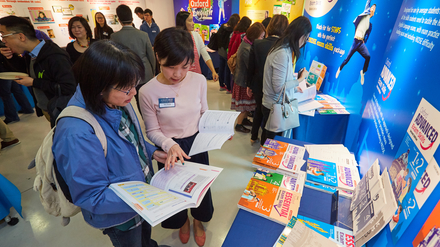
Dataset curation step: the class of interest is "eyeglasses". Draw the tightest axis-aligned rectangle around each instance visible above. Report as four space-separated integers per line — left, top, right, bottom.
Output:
1 33 17 39
112 85 137 95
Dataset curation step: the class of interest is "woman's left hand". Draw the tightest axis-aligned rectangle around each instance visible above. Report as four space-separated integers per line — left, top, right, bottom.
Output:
295 86 303 93
212 72 219 82
153 150 168 164
246 87 253 98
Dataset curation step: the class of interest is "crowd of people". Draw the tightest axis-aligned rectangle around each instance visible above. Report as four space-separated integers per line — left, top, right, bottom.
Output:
0 6 312 247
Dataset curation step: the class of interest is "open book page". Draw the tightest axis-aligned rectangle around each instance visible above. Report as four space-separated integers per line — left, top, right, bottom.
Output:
298 99 323 112
188 110 240 156
109 181 192 227
150 162 223 206
293 84 317 103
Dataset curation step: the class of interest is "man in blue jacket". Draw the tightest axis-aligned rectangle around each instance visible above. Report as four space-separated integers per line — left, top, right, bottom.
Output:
140 9 160 46
335 0 376 85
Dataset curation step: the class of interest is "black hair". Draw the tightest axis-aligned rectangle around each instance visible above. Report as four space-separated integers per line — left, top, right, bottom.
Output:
134 7 143 14
262 17 272 29
175 11 191 30
116 4 133 24
72 40 145 115
144 9 152 16
154 27 194 67
0 16 37 41
270 16 312 61
68 16 93 40
226 14 240 30
38 12 47 18
234 16 251 32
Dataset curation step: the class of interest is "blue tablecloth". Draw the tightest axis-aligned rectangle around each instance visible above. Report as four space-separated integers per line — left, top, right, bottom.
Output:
0 174 22 219
222 136 336 247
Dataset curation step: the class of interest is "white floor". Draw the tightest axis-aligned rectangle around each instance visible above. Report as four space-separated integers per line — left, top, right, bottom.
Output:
0 80 261 247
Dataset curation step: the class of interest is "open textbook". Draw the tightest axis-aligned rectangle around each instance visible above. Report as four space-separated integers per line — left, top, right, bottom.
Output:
109 162 222 227
188 110 240 156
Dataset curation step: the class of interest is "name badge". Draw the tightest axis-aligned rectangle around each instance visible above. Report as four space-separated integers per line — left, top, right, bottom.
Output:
159 98 175 108
152 30 157 33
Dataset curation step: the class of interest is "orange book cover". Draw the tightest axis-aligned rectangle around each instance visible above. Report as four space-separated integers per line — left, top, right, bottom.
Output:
269 188 302 224
253 139 290 169
238 178 279 217
412 201 440 246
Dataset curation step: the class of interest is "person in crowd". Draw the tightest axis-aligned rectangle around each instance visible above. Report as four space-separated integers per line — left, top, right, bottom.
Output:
247 15 288 145
227 16 252 93
0 118 20 150
231 22 266 133
261 16 311 142
261 17 272 29
0 51 34 124
134 7 145 24
140 9 160 46
53 40 169 247
0 16 76 125
111 4 155 114
94 12 114 40
216 14 240 92
175 11 218 82
139 28 213 247
67 16 96 64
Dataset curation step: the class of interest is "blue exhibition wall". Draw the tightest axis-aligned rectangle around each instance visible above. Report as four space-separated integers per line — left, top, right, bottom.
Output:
296 0 403 151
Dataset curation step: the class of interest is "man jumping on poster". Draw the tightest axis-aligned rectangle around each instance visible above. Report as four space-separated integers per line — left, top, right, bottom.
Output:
335 0 376 85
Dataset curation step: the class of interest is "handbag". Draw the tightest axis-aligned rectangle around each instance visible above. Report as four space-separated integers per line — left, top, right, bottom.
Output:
265 82 300 132
227 53 237 75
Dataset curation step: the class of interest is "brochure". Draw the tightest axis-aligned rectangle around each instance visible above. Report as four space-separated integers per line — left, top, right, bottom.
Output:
109 162 222 227
237 177 302 225
350 159 381 211
188 110 240 156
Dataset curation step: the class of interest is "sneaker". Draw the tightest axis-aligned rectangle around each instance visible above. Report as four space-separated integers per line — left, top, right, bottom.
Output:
226 90 232 94
242 118 253 126
4 119 19 124
219 86 227 91
360 70 365 85
235 124 250 133
335 68 341 78
1 139 20 150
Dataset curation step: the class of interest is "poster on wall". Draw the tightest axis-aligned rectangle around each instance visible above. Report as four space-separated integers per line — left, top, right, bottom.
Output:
387 98 440 244
29 8 55 24
0 5 17 17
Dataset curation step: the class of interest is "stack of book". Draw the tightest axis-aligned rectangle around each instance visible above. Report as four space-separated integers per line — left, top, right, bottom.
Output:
315 94 349 115
238 139 307 225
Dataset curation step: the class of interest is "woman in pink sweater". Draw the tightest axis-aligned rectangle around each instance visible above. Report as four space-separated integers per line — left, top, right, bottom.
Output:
139 27 212 247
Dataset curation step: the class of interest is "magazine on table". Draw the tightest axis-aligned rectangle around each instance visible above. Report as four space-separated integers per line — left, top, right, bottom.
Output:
188 110 240 156
237 170 303 225
109 162 223 227
252 139 306 176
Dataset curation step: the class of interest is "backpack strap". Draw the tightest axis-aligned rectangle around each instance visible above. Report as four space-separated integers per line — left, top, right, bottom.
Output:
56 106 107 157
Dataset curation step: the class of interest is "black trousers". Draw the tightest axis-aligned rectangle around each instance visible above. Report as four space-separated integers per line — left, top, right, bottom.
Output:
261 105 283 144
250 93 264 144
156 132 214 229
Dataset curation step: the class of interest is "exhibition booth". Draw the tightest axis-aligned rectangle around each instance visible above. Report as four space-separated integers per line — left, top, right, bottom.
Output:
1 0 440 246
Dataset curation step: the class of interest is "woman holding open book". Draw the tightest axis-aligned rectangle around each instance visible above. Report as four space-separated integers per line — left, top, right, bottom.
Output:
139 28 213 247
52 40 169 247
261 16 312 143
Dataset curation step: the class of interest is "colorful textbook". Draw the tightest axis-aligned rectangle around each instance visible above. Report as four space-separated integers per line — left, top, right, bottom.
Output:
109 162 222 227
237 169 304 225
306 158 360 192
252 139 306 175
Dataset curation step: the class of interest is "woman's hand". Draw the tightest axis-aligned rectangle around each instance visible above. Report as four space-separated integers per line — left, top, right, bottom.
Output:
165 144 191 170
212 72 219 82
152 150 168 164
298 68 309 81
295 86 303 93
246 87 253 98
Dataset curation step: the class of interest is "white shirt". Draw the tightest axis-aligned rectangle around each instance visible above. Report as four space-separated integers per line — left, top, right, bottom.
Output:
355 15 370 39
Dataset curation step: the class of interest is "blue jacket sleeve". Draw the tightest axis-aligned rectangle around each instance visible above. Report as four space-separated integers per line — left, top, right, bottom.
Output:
53 120 135 215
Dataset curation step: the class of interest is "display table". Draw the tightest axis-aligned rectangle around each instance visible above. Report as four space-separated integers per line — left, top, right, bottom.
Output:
222 136 336 247
293 111 350 145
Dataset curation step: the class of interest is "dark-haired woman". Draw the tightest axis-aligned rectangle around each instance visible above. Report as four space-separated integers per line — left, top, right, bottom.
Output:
231 22 265 133
247 15 288 145
261 16 312 143
139 27 213 247
216 13 240 92
53 40 168 247
94 12 114 40
227 16 251 93
66 16 95 64
175 11 218 81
